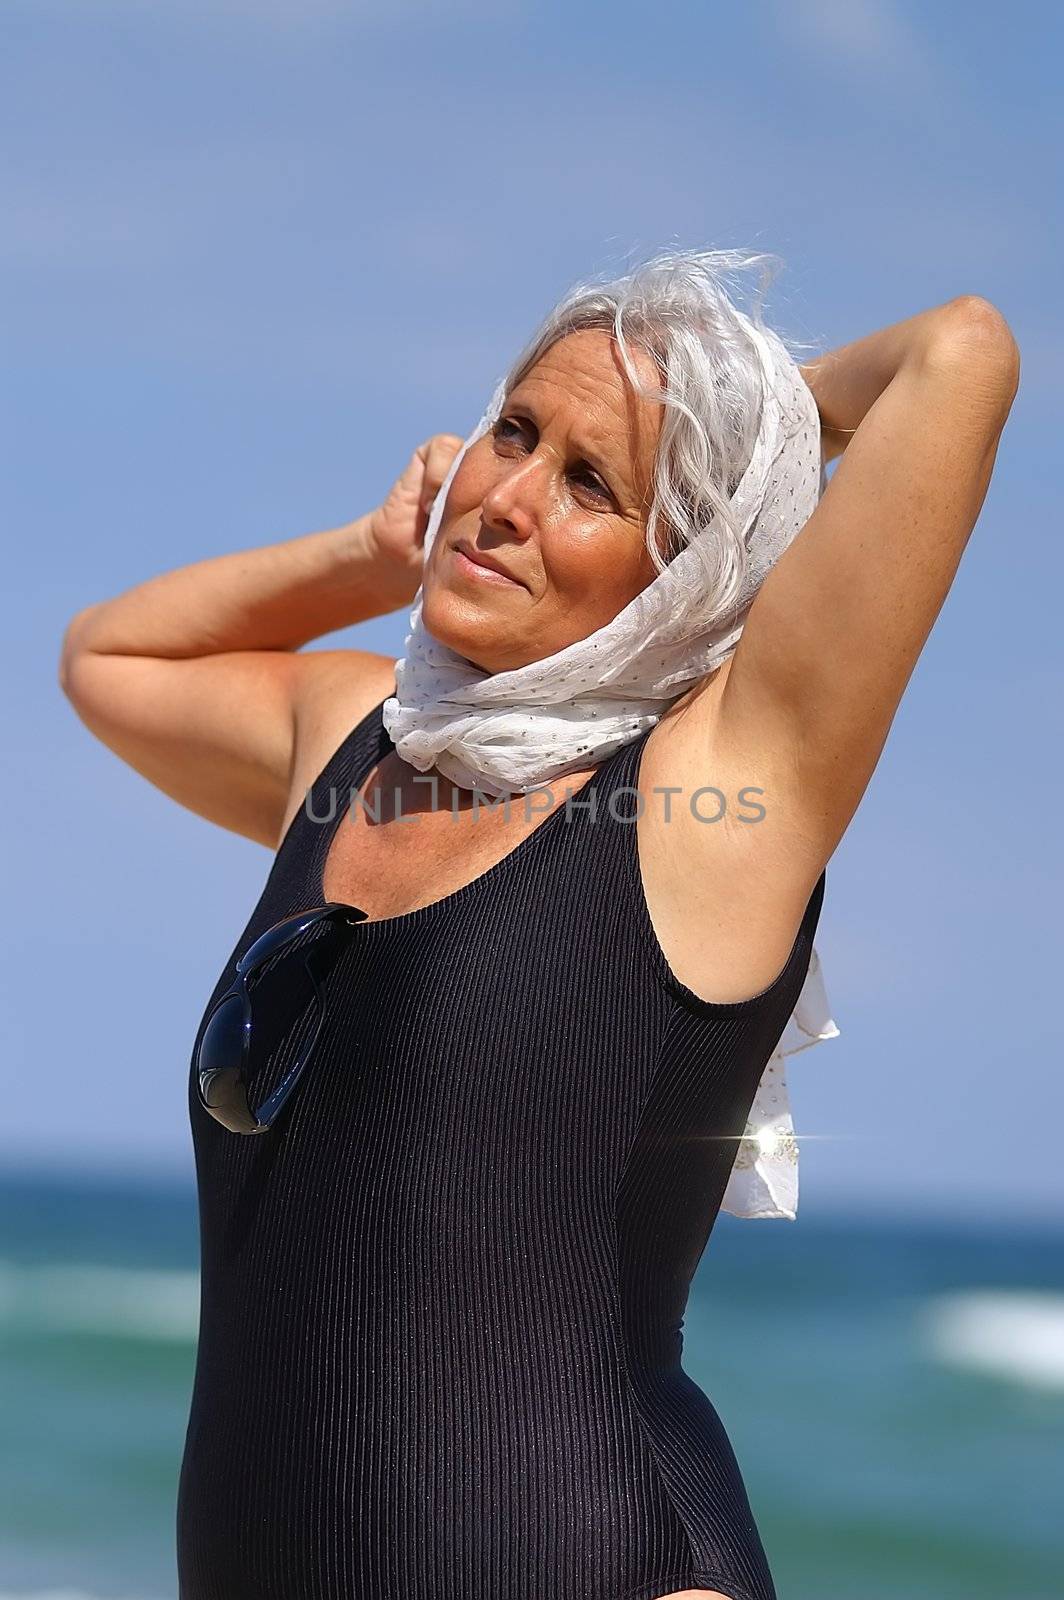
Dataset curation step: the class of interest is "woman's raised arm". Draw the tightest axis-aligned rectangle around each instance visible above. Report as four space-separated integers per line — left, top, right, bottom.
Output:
711 295 1021 862
58 433 462 848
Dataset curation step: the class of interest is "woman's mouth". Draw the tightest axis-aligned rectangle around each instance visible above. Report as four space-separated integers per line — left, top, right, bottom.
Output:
451 542 525 589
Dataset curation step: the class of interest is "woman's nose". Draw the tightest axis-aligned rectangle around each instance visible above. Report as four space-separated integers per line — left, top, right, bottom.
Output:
481 454 545 541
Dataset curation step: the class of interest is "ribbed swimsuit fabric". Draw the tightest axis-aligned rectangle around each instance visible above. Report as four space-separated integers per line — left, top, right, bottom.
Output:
176 693 826 1600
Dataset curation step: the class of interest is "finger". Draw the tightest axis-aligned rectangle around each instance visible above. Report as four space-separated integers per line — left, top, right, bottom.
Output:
424 433 465 491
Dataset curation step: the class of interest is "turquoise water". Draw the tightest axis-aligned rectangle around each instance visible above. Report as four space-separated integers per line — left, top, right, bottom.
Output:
1 1168 1061 1599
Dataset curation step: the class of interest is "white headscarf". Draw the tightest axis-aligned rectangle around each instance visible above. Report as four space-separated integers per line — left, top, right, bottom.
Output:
383 317 839 1218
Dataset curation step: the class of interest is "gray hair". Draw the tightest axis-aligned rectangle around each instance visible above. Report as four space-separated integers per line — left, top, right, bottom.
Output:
495 247 810 618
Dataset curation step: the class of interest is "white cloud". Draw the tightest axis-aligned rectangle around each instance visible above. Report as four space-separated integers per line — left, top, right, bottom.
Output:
778 0 942 100
799 0 921 66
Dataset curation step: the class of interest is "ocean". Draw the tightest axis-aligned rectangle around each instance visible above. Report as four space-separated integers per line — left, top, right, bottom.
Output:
1 1167 1061 1600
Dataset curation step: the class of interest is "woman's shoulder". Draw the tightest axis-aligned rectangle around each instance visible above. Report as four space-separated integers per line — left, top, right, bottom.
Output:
278 649 397 844
632 676 828 1007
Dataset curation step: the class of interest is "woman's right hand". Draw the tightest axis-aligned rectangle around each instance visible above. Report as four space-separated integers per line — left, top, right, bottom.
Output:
366 433 465 602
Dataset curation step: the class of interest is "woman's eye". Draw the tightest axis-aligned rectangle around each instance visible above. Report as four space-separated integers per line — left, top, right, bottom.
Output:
493 420 611 504
572 468 610 501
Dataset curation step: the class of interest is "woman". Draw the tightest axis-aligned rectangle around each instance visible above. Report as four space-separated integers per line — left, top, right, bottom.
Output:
60 250 1019 1600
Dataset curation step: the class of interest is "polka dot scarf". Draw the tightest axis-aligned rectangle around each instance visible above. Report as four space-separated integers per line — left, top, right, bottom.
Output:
383 319 840 1218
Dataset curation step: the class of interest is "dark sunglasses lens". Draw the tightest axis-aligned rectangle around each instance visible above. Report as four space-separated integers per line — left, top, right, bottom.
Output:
199 917 353 1135
239 905 365 975
241 938 330 1120
197 993 259 1132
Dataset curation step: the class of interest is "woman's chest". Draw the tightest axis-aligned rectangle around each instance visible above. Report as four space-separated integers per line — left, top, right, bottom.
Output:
319 757 599 923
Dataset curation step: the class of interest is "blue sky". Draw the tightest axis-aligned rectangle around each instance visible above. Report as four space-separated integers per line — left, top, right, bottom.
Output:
6 0 1062 1217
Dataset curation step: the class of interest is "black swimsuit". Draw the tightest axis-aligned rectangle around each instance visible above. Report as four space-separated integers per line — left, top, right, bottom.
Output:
176 693 825 1600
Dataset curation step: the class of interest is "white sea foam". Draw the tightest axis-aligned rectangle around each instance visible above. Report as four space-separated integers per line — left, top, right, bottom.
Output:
0 1258 199 1341
0 1592 169 1599
924 1291 1064 1391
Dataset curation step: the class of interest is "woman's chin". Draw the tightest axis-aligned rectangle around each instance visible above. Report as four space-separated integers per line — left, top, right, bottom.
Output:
421 587 513 673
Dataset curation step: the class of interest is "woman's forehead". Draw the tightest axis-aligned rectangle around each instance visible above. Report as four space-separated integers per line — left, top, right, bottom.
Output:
517 328 661 404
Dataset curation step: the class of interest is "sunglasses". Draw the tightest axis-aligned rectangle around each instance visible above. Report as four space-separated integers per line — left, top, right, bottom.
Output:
195 903 367 1134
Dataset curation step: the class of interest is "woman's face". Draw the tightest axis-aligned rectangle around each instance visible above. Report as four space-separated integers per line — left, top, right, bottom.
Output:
421 329 667 673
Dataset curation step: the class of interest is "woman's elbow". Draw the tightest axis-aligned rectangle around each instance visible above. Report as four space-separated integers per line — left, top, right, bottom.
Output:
930 296 1021 409
59 603 105 698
